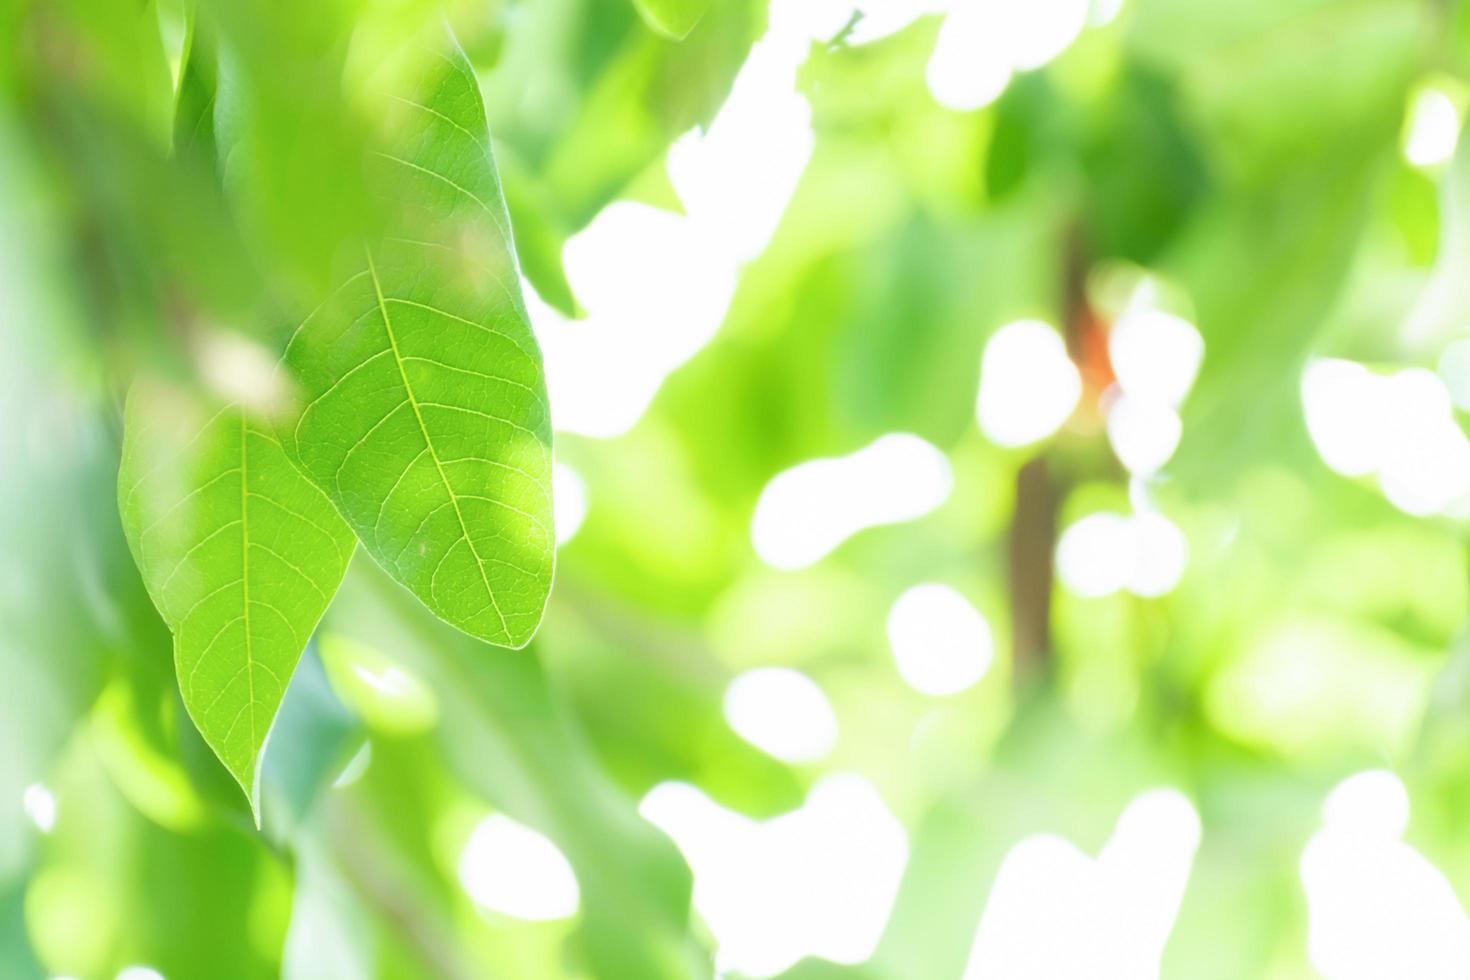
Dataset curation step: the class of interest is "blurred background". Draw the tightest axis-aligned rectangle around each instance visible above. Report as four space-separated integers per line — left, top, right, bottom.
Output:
7 0 1470 976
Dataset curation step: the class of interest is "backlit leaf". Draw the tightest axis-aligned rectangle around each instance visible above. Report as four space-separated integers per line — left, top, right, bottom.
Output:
281 38 555 648
118 381 355 815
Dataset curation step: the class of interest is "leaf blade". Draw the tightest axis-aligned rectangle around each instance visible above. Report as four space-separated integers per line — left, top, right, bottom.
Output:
119 383 355 813
283 39 555 648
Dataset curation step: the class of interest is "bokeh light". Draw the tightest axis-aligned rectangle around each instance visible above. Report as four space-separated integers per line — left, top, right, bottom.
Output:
552 461 588 546
751 434 953 570
1404 87 1461 168
886 583 994 696
22 782 55 833
964 789 1200 979
977 320 1082 448
1302 771 1470 978
1303 359 1470 516
642 774 908 977
723 667 839 763
458 814 581 922
1056 510 1188 599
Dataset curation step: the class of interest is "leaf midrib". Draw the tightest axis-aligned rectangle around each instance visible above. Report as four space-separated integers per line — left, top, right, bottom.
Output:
239 411 257 764
365 248 511 640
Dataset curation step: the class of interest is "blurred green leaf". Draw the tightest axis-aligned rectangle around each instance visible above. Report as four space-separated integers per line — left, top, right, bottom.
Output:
633 0 712 41
258 643 362 841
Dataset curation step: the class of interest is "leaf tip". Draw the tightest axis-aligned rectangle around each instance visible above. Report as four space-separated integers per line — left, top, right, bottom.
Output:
631 0 708 41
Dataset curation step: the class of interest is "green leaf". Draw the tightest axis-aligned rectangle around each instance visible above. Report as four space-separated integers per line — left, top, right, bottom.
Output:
282 39 555 649
118 381 355 815
631 0 712 40
173 15 219 166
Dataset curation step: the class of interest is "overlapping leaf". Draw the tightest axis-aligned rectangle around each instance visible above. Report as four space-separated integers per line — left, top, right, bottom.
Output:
281 40 555 648
118 383 355 812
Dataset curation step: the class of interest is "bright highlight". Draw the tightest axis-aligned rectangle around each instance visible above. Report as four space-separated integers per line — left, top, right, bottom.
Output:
977 319 1082 449
723 667 839 763
458 814 580 922
751 433 953 570
886 583 994 696
641 773 908 977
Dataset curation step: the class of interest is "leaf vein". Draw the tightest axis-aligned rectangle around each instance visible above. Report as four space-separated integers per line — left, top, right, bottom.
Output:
401 355 537 395
158 519 243 594
137 466 243 541
249 541 329 602
367 249 511 641
417 401 539 439
331 400 412 490
457 493 552 539
383 296 536 361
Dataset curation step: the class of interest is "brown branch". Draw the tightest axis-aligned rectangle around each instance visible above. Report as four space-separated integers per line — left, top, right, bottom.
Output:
1008 454 1058 681
1006 224 1104 686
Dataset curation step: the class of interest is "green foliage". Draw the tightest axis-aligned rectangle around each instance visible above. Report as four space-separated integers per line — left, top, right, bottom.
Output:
280 43 554 650
115 28 553 807
11 0 1470 977
633 0 714 40
118 386 354 812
